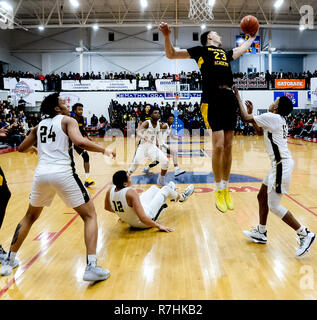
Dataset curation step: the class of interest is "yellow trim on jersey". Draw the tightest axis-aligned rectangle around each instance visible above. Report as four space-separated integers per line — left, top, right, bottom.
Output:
198 57 204 69
200 103 210 130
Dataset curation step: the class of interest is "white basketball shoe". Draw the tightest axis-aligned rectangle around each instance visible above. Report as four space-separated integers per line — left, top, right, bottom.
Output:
243 226 267 244
83 265 110 281
296 229 316 257
179 184 195 203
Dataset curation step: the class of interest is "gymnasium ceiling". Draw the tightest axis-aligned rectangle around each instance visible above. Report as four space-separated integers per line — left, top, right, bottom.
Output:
4 0 317 30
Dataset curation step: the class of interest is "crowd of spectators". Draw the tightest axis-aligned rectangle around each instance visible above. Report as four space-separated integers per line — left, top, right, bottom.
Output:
2 93 317 146
234 70 317 90
287 111 317 141
2 69 317 92
0 96 40 147
107 100 205 135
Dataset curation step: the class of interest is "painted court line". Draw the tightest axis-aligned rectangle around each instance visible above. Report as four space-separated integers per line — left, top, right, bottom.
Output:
0 181 110 298
285 194 317 218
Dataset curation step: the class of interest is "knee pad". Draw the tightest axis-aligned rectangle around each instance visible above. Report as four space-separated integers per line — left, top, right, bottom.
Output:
82 151 89 163
268 193 288 219
160 156 169 171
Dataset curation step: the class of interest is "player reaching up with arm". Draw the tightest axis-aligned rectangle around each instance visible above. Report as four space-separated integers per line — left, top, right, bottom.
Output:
234 87 316 257
159 22 257 213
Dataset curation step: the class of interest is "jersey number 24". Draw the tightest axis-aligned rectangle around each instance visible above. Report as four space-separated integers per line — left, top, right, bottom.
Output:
40 125 56 143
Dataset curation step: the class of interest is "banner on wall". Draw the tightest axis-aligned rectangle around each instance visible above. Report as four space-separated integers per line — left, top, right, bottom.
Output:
171 109 184 137
138 80 149 88
274 79 306 89
4 77 43 91
60 93 80 107
116 92 201 100
4 78 43 106
61 80 137 91
310 78 317 104
155 79 178 92
274 91 298 107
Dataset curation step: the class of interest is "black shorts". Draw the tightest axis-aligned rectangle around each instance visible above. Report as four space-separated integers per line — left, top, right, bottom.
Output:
203 88 239 132
0 166 7 186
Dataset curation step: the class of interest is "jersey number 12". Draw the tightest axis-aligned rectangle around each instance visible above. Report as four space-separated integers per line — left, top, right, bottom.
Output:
113 201 124 212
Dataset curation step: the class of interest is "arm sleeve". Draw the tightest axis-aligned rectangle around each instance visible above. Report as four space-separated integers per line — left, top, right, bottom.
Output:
254 113 279 131
187 46 204 62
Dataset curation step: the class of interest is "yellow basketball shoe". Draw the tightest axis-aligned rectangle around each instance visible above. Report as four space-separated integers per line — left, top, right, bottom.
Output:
223 188 234 210
85 177 95 187
215 189 227 213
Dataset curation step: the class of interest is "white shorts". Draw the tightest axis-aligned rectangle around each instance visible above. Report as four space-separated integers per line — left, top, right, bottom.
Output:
132 142 169 169
29 170 90 208
263 159 294 194
140 185 161 219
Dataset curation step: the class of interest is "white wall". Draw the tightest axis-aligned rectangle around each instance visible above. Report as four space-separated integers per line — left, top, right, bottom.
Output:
304 54 317 72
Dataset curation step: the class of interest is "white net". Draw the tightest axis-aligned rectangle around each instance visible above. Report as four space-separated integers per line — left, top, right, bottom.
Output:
188 0 215 23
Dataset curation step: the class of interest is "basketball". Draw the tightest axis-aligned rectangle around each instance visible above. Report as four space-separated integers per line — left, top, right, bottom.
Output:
240 15 259 36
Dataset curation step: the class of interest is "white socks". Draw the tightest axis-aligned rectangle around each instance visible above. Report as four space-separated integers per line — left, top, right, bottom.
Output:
8 251 17 266
85 173 90 180
296 226 308 236
87 254 97 267
215 182 223 190
215 180 229 191
222 180 229 190
258 224 267 234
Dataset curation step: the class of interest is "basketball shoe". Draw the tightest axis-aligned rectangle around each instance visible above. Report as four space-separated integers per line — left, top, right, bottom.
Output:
157 175 167 186
142 167 152 174
215 190 227 213
179 184 195 202
223 188 234 210
0 255 20 276
83 265 110 281
174 168 186 177
85 177 95 187
243 226 267 244
296 229 316 257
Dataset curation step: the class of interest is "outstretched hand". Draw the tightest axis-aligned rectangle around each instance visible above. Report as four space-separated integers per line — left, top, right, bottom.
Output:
104 149 116 159
245 100 254 114
159 22 172 37
158 224 174 233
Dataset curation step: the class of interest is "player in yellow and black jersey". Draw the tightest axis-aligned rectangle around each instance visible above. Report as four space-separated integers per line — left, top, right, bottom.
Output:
0 127 14 265
159 22 258 213
72 103 95 187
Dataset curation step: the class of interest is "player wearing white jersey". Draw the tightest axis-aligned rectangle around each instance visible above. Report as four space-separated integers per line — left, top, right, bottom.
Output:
104 170 194 231
143 113 185 177
128 106 169 186
0 92 116 281
235 87 316 257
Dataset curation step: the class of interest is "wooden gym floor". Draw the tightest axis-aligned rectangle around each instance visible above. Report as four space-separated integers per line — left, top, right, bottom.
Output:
0 135 317 300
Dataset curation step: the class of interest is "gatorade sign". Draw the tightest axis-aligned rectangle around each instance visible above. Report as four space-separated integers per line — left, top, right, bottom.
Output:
275 79 306 89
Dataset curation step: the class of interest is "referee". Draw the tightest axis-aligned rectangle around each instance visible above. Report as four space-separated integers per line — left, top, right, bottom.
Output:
159 22 258 212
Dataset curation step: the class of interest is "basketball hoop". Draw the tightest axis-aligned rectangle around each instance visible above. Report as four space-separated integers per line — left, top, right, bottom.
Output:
188 0 215 23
